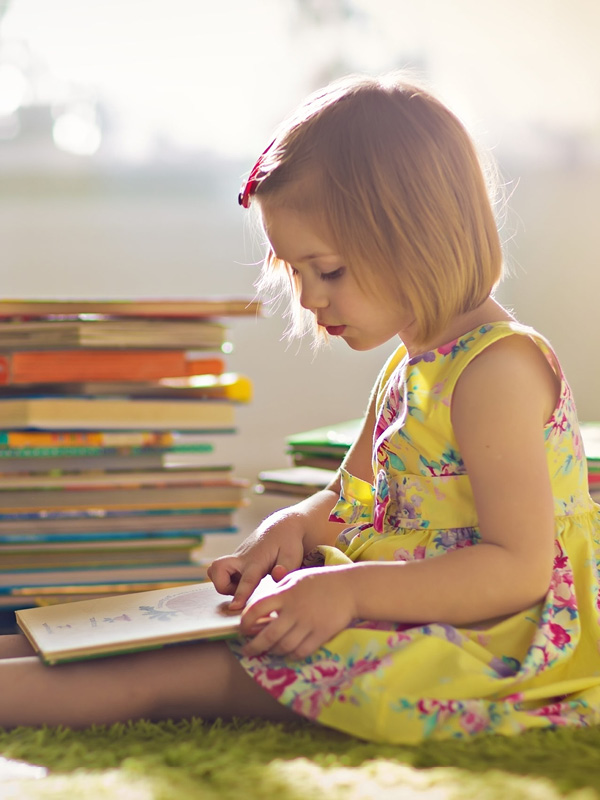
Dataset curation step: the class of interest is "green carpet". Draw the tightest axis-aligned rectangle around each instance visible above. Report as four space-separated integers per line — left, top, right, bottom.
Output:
1 720 599 799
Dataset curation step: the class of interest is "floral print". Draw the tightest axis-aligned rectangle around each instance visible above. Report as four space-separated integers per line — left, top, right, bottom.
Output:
229 322 600 744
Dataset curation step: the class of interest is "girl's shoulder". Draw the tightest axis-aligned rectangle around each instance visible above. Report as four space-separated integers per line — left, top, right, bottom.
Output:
437 321 563 387
407 320 563 383
434 321 564 434
374 321 564 416
452 324 562 417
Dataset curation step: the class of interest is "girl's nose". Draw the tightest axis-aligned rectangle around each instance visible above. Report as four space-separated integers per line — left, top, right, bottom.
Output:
299 278 328 312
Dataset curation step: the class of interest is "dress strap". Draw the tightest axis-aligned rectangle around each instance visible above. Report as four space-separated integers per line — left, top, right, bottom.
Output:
375 343 408 417
429 321 565 399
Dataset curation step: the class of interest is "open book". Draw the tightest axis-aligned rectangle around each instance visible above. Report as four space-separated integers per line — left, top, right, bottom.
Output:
16 577 275 665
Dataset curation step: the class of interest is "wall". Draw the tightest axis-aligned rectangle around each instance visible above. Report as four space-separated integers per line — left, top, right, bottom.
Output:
499 167 600 419
1 160 598 485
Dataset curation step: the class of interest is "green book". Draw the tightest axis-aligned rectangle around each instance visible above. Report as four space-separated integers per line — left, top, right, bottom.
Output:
258 466 336 497
285 419 361 457
580 422 600 463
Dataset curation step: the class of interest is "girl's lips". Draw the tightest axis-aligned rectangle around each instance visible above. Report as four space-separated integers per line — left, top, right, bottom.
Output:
325 325 346 336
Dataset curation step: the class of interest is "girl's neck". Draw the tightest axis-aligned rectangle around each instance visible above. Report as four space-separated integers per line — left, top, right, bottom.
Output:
402 297 515 358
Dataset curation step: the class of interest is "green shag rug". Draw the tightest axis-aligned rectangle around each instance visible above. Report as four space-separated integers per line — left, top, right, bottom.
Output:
0 719 599 799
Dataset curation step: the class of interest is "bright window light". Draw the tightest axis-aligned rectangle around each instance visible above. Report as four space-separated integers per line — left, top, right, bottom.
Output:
0 64 28 115
52 104 101 155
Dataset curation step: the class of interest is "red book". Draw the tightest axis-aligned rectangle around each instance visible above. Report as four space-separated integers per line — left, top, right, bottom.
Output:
0 351 224 385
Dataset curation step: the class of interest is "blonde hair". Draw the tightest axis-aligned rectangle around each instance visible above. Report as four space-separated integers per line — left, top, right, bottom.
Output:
251 73 503 347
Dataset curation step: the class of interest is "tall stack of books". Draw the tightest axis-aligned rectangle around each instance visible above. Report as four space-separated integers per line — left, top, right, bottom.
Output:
0 298 258 609
257 419 360 497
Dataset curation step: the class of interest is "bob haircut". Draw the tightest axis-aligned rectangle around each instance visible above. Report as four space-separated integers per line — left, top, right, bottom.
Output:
251 73 504 348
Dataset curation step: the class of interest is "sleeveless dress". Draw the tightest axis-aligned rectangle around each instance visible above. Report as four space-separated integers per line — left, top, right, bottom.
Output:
229 321 600 743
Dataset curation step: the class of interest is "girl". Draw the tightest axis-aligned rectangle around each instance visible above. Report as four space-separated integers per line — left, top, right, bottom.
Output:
1 73 599 743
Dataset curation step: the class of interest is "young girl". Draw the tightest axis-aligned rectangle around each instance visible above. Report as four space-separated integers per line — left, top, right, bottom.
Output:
1 73 599 744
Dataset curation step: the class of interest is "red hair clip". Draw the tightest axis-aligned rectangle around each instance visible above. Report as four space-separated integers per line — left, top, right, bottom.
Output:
238 140 275 208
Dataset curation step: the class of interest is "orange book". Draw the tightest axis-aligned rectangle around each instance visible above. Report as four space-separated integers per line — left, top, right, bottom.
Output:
0 351 224 385
184 357 225 377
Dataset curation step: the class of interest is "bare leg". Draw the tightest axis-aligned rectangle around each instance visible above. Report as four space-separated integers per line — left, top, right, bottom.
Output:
0 640 298 728
0 634 36 658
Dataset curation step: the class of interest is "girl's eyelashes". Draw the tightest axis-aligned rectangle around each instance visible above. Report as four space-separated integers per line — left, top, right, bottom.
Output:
288 265 346 281
320 267 346 281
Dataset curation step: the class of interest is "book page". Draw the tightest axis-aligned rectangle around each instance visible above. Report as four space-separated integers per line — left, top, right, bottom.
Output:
16 576 276 662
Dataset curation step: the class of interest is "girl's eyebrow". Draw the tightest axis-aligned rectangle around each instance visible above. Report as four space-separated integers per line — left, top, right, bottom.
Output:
300 251 340 262
273 248 339 263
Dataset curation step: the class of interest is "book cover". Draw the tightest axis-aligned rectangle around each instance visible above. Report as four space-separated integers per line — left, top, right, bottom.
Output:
3 561 213 592
0 351 225 385
0 481 248 514
15 576 275 664
285 419 361 457
12 583 206 607
0 506 237 523
257 466 336 497
0 396 236 431
580 422 600 462
290 453 347 471
1 373 253 404
0 509 236 537
0 298 261 319
0 430 223 450
0 527 235 545
0 450 220 475
0 466 233 490
0 537 204 569
0 319 226 351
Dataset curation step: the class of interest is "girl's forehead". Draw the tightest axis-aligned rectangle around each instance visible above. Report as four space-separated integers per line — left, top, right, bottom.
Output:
260 203 339 263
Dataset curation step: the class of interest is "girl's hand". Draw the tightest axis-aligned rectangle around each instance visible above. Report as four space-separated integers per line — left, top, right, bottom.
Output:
207 518 305 611
239 566 355 660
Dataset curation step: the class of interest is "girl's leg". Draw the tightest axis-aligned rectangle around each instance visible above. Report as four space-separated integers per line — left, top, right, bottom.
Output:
0 634 36 658
0 640 297 728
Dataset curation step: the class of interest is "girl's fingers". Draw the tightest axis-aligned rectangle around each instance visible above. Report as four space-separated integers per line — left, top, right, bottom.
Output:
270 544 303 580
241 615 298 657
209 558 267 608
287 631 322 661
207 558 242 595
271 564 289 582
229 564 269 610
240 592 282 629
271 627 314 659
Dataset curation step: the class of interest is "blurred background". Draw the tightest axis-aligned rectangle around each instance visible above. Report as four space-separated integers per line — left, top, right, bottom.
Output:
0 0 599 496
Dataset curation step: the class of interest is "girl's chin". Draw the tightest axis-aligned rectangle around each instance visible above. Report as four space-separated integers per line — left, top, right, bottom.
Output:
343 332 400 352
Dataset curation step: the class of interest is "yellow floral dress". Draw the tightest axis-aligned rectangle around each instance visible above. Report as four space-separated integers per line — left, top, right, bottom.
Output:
230 321 600 743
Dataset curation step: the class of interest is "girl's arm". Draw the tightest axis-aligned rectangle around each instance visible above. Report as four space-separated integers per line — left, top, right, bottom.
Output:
208 379 377 608
241 335 560 657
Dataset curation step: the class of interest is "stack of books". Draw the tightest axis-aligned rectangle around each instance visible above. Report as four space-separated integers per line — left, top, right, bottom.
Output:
257 419 360 497
0 298 259 608
580 422 600 501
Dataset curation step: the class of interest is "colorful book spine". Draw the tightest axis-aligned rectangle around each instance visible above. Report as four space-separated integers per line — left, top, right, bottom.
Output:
0 528 236 544
0 298 256 600
0 351 225 385
0 298 261 318
0 445 214 459
0 430 194 448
